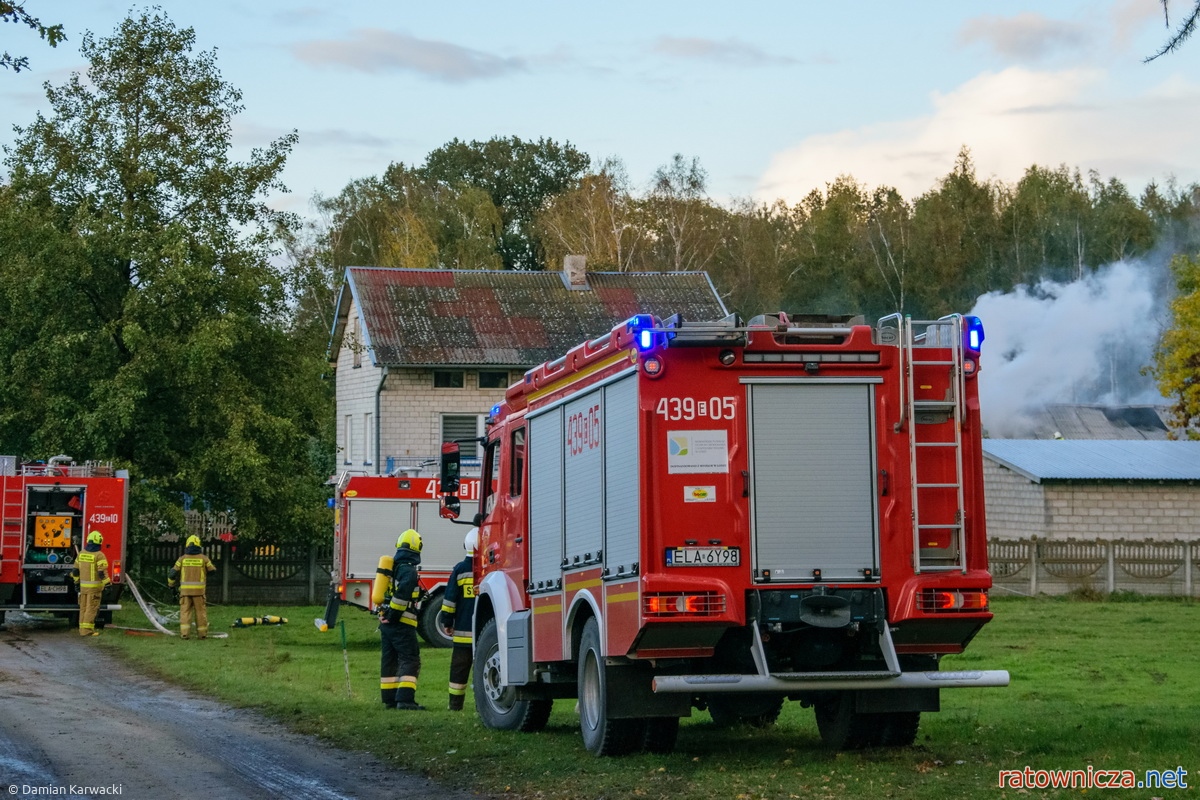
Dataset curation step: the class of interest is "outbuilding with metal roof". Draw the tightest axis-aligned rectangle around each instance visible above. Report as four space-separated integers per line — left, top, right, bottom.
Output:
982 439 1200 542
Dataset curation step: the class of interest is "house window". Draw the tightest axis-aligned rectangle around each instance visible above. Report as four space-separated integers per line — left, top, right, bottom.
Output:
434 370 464 388
343 415 353 464
479 370 509 389
364 412 374 465
442 414 481 458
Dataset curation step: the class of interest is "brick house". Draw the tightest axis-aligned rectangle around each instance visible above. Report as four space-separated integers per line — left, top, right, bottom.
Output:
982 440 1200 542
328 265 728 475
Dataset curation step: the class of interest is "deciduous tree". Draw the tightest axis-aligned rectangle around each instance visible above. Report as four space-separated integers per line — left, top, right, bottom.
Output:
0 10 329 542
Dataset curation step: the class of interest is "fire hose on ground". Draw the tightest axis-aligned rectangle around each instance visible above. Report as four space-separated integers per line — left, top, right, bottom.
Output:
119 573 229 638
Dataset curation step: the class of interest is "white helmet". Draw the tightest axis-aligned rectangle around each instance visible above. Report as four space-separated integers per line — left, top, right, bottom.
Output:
464 527 479 556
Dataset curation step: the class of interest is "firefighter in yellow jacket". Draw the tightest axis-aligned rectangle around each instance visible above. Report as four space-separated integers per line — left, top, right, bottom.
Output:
168 535 217 639
72 530 110 636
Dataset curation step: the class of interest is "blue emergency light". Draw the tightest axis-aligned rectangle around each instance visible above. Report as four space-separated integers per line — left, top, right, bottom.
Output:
628 314 657 351
964 316 985 353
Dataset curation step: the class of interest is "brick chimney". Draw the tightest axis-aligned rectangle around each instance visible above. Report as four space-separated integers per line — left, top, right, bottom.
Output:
562 254 589 291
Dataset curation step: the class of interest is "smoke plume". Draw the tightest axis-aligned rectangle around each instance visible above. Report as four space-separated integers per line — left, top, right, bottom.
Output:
969 258 1172 438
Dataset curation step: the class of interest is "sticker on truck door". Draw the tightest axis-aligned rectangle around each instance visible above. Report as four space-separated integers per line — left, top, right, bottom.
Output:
667 430 728 474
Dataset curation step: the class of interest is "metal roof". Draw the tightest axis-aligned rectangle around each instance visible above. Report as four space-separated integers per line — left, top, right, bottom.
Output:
331 267 729 367
982 439 1200 483
1015 404 1172 440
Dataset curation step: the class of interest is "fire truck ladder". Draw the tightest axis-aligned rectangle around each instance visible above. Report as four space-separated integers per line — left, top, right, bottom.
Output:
882 314 968 574
1 480 25 574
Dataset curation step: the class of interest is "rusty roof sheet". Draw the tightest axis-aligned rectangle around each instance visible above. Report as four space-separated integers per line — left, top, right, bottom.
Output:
338 267 728 367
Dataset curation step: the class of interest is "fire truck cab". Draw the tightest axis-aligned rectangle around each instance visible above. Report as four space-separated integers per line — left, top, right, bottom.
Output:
442 311 1008 756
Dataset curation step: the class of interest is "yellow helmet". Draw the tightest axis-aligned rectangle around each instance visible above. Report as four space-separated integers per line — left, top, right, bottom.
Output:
186 535 201 548
87 530 103 545
397 529 422 553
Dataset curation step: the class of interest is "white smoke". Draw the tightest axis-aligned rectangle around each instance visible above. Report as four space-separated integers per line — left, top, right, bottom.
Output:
969 258 1172 438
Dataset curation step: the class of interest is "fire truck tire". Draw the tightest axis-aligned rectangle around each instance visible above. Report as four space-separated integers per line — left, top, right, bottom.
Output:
814 692 882 750
706 694 784 728
417 589 453 648
474 618 552 732
641 717 680 754
578 618 644 757
876 711 921 747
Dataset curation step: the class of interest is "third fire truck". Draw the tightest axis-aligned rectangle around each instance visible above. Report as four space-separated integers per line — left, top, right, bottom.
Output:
439 311 1008 756
323 472 482 646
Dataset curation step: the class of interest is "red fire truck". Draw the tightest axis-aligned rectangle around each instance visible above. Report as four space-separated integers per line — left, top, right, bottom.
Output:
0 456 128 629
439 311 1008 756
321 473 482 646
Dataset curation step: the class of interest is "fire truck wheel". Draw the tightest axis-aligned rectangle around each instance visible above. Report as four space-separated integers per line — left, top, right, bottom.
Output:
474 618 552 732
814 692 882 750
641 717 680 754
706 693 783 728
876 711 921 747
578 618 644 757
417 590 453 648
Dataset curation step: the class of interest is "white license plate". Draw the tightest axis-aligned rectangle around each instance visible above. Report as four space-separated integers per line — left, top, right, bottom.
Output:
666 547 740 566
36 585 69 594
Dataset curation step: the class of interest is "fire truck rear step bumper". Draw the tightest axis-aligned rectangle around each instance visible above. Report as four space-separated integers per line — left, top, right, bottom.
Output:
652 669 1010 693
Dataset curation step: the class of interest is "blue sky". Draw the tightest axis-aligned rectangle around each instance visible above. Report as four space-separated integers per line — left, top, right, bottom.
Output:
4 1 1200 219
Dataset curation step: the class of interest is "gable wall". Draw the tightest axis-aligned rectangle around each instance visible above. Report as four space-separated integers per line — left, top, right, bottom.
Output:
983 461 1047 539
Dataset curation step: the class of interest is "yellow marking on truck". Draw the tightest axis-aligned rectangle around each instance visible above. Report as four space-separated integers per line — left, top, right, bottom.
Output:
533 603 563 615
528 352 635 402
565 577 602 592
606 591 639 604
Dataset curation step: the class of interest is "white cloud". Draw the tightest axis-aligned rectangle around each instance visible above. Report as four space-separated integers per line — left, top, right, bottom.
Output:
652 36 798 66
957 13 1088 61
293 30 525 82
755 66 1200 202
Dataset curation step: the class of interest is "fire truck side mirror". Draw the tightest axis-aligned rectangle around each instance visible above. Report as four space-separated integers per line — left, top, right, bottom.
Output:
440 496 461 520
439 442 461 494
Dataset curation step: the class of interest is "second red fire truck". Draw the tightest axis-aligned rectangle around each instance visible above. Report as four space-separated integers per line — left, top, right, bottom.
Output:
439 311 1008 756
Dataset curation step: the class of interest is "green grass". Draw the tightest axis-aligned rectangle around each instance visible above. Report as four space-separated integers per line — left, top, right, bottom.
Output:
98 596 1200 799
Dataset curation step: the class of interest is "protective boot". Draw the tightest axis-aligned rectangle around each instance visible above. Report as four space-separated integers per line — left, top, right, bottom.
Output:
448 692 465 711
395 687 425 711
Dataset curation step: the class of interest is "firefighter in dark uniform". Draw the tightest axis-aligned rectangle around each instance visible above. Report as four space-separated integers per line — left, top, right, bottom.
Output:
380 528 424 710
72 530 110 636
439 527 478 711
168 535 217 639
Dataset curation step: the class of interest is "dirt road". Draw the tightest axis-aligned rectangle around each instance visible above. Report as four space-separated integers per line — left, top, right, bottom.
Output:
0 616 478 800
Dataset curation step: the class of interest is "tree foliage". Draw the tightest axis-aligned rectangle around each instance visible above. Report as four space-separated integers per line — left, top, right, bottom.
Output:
0 1 65 72
1152 253 1200 437
421 136 591 270
1146 0 1200 60
0 9 330 542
